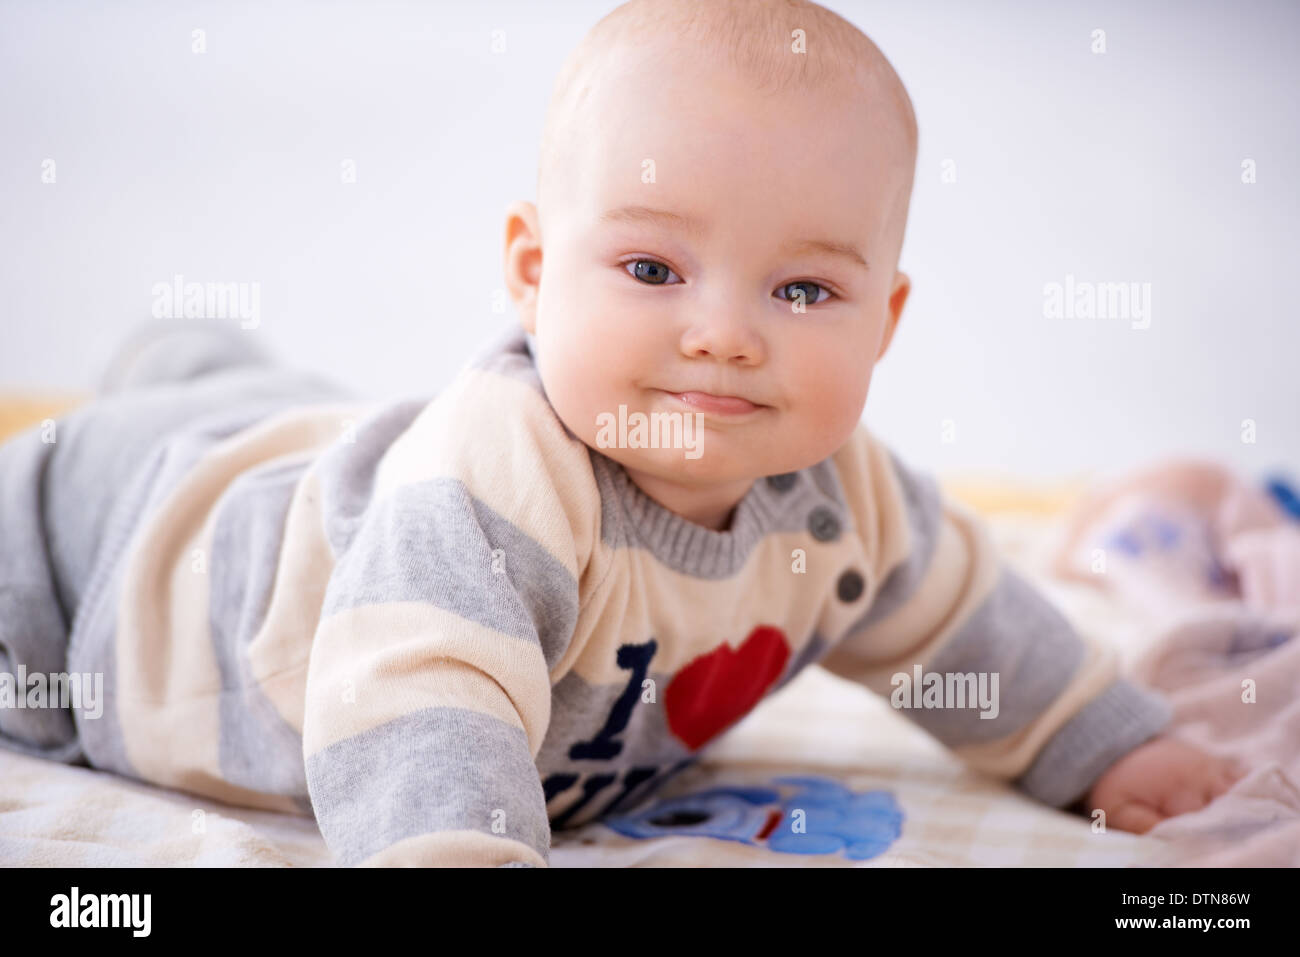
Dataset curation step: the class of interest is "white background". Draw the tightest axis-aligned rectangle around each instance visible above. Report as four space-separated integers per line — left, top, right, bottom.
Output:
2 0 1296 481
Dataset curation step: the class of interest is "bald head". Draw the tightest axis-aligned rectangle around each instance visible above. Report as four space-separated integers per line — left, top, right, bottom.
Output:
537 0 918 258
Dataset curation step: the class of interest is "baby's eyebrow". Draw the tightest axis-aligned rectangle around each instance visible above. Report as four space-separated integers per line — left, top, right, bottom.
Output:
598 204 868 272
599 204 706 237
781 238 870 272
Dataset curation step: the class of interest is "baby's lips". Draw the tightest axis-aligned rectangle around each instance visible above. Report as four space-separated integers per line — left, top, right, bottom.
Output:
662 389 765 416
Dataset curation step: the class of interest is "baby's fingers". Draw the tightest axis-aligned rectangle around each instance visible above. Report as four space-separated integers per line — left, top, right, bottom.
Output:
1161 788 1208 817
1108 800 1165 834
1210 764 1244 797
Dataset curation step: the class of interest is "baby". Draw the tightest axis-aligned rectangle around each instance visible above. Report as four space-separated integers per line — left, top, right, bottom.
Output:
0 0 1242 867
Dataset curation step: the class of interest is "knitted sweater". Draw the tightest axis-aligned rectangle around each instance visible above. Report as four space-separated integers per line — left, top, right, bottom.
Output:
66 325 1172 866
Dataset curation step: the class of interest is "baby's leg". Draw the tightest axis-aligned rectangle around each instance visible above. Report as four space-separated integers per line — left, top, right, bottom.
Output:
0 420 87 761
0 321 351 763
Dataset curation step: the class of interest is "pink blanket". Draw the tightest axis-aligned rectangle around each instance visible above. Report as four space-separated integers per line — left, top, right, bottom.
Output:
1052 460 1300 866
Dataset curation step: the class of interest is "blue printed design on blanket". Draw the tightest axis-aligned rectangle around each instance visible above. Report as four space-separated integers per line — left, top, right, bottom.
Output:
1102 509 1232 587
601 775 903 860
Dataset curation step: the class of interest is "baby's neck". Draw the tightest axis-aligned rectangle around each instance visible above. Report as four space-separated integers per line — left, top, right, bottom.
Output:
620 466 755 532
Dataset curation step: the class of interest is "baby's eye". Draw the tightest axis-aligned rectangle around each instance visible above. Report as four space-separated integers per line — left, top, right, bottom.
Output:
775 281 833 306
624 259 682 285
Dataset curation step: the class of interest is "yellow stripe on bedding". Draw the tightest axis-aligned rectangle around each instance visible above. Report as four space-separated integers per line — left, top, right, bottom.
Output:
939 474 1093 517
0 392 90 444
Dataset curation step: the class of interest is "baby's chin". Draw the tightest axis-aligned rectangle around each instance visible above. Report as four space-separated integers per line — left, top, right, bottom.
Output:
576 406 853 485
586 437 784 487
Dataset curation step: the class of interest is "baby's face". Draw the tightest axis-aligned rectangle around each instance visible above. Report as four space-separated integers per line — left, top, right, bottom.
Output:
511 46 911 524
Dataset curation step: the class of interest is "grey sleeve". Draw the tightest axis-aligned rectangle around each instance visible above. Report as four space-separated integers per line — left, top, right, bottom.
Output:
301 459 582 866
824 449 1173 809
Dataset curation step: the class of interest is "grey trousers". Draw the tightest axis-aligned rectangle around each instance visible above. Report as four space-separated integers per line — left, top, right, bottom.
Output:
0 325 354 762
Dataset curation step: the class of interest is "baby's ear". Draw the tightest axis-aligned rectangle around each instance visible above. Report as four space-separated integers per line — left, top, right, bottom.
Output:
876 270 911 362
503 200 543 333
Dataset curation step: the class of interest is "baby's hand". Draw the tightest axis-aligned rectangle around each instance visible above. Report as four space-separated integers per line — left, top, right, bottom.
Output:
1084 737 1246 834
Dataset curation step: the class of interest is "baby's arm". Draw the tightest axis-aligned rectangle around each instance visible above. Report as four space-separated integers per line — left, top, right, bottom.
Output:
819 433 1180 815
299 380 592 866
301 476 575 866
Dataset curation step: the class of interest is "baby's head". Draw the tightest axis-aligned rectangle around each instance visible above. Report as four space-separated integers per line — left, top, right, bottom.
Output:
504 0 917 528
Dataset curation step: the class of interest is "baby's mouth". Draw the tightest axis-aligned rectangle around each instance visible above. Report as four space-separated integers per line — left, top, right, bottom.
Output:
655 389 766 417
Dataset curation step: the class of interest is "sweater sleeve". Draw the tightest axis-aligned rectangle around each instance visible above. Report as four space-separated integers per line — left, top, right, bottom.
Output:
301 370 597 866
819 431 1173 809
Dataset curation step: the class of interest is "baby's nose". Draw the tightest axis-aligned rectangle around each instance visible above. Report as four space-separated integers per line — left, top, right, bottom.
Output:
679 312 764 365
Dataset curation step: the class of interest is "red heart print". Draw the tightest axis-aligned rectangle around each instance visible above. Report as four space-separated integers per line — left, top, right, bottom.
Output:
664 625 790 750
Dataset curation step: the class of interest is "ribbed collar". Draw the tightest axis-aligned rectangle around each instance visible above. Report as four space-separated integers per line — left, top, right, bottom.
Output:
589 448 801 579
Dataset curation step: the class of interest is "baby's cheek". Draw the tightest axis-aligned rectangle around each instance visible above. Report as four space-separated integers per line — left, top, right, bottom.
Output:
804 363 872 444
560 358 628 445
534 346 586 435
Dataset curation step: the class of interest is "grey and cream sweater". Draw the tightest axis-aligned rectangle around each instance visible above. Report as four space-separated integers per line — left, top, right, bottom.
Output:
59 325 1173 866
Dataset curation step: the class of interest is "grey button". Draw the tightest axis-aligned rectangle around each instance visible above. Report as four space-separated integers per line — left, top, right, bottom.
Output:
807 506 840 542
837 569 865 603
766 473 798 492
